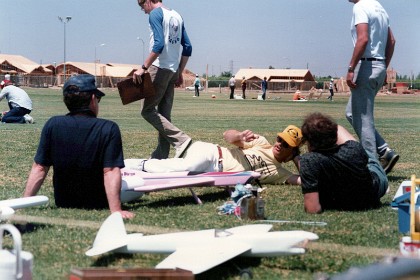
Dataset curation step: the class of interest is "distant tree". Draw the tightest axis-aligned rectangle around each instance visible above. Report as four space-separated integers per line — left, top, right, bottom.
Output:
268 65 275 69
220 71 232 78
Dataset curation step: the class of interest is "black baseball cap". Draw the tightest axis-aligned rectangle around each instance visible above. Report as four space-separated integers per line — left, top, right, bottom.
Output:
63 74 105 97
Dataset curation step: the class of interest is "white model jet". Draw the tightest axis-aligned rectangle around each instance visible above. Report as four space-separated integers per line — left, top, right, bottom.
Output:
86 212 319 274
0 196 49 220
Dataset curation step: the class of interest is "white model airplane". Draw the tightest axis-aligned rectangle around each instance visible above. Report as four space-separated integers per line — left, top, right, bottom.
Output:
0 196 49 220
120 169 261 204
86 212 319 274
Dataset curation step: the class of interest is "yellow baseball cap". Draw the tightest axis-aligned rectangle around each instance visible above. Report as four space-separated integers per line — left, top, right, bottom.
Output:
277 125 302 147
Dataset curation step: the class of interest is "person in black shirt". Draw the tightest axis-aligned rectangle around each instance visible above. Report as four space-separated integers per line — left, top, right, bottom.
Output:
24 75 134 219
298 112 388 213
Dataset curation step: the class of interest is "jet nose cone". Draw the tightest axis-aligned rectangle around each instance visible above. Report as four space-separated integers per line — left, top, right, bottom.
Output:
304 232 319 241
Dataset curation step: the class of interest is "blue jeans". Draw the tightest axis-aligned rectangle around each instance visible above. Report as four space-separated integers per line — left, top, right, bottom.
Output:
345 61 387 156
2 104 31 124
365 150 388 198
194 85 200 97
141 65 190 159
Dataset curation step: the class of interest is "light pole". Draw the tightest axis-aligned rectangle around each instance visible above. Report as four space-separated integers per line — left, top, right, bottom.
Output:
58 16 72 83
282 57 291 90
94 43 106 82
137 37 145 63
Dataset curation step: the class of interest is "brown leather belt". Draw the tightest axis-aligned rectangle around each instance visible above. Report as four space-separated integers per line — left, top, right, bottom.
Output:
217 146 223 171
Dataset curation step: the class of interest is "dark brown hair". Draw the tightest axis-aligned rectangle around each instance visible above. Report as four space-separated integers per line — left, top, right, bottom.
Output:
301 112 337 151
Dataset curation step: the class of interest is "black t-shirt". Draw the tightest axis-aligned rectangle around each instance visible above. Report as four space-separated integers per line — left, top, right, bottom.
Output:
35 114 124 209
300 141 380 210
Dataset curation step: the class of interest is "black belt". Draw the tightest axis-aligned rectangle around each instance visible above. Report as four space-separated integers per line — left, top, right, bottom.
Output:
217 146 223 171
361 57 385 61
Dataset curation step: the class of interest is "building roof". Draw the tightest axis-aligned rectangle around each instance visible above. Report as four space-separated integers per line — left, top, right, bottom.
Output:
56 61 136 78
1 54 192 81
235 68 315 82
0 54 52 74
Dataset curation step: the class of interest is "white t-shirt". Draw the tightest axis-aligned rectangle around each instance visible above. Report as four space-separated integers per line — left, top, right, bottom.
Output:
351 0 390 59
0 85 33 110
149 7 185 72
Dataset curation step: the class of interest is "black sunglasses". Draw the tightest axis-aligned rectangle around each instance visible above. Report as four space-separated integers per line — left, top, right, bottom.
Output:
92 93 102 103
276 136 290 149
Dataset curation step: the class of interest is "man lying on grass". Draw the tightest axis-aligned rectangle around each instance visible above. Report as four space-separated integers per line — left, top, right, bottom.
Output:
125 125 303 185
298 112 388 214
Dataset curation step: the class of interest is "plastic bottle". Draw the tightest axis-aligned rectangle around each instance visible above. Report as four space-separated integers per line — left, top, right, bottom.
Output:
248 197 256 220
256 198 265 220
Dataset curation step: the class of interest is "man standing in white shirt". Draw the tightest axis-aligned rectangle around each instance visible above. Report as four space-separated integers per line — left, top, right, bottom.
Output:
229 75 236 99
345 0 398 174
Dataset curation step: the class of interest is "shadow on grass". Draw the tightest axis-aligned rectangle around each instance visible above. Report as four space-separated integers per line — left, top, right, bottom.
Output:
127 189 230 208
12 222 48 234
91 253 134 267
388 175 408 182
197 257 262 279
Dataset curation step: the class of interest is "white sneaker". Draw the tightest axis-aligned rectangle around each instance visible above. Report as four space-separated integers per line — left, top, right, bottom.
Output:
24 114 34 124
174 138 192 158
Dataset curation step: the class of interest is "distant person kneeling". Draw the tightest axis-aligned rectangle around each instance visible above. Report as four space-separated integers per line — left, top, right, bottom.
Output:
0 80 34 124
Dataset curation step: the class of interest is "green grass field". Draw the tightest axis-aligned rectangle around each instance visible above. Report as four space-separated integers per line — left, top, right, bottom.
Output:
1 87 419 279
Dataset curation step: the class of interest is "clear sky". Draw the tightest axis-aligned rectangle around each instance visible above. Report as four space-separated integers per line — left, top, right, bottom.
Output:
1 0 418 78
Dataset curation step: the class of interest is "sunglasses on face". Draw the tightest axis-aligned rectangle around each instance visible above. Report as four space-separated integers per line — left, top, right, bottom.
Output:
93 93 102 103
276 136 290 149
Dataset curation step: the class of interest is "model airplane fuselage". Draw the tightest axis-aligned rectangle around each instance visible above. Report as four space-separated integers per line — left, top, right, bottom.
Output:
86 212 318 274
120 169 261 204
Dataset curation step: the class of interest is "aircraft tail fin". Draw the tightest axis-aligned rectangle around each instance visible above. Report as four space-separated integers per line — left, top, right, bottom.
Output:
86 212 129 256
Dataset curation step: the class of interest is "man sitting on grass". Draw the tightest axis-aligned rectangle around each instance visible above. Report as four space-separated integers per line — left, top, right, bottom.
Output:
23 74 134 219
125 125 303 185
298 112 388 213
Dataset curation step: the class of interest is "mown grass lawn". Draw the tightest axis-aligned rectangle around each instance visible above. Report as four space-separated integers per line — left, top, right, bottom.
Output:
1 87 419 279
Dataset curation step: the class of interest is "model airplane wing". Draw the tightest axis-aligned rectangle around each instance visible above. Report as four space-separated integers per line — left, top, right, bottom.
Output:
155 242 251 274
121 169 189 178
0 196 49 220
0 195 49 209
123 169 260 189
196 171 261 186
